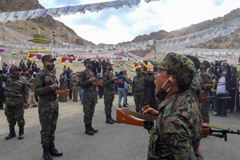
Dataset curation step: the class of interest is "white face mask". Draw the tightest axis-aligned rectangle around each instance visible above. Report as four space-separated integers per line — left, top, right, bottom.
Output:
156 77 172 100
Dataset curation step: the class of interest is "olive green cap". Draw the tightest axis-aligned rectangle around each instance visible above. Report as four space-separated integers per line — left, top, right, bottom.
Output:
41 55 56 62
10 66 22 72
201 60 210 69
105 62 113 67
136 68 141 71
151 52 196 85
84 58 92 65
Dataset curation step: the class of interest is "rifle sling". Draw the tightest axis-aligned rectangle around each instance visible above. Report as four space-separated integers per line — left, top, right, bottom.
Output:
127 110 157 122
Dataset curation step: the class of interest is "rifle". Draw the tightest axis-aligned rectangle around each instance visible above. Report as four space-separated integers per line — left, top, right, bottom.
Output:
116 109 240 141
56 87 69 96
92 79 123 86
199 96 231 103
202 83 226 90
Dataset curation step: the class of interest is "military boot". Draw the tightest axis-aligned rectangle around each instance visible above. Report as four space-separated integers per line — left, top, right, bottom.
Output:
42 145 52 160
18 126 24 140
109 114 116 123
49 142 63 157
90 122 98 133
85 123 94 135
5 126 16 140
106 115 114 124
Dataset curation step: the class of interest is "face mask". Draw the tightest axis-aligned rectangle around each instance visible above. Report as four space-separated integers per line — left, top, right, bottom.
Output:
222 71 227 75
155 78 172 101
108 67 113 71
46 64 55 71
200 66 204 71
137 73 141 76
88 65 93 69
72 75 76 77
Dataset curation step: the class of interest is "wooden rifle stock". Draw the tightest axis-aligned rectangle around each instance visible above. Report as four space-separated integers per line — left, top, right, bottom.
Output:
116 108 144 126
93 80 102 86
115 79 123 84
55 89 68 96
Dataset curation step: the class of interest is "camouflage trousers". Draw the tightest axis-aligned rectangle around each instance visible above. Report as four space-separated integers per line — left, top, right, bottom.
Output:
82 89 96 124
134 92 144 113
200 99 210 123
5 98 25 127
38 97 59 146
104 90 115 115
72 87 79 101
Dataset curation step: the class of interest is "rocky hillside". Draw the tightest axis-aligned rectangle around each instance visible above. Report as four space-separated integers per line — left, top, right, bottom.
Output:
128 8 240 57
0 0 94 45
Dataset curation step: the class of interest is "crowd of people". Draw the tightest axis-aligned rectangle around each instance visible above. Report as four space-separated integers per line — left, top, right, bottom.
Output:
1 53 240 160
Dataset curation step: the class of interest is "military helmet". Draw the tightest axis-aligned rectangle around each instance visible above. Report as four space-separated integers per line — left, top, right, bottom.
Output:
151 52 196 85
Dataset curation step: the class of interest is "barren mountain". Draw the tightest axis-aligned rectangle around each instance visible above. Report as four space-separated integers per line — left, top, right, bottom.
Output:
0 0 94 45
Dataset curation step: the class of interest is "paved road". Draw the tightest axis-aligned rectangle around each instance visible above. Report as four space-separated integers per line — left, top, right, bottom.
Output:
1 97 240 160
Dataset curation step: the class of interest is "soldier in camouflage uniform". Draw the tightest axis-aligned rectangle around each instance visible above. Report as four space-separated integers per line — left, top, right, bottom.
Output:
144 53 203 160
4 66 29 140
132 67 145 113
79 59 98 135
71 73 79 102
186 55 203 102
103 62 116 124
0 70 7 110
34 55 62 160
200 60 212 123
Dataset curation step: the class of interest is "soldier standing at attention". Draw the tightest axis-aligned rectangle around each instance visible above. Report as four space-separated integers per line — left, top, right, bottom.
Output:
4 66 29 140
132 67 145 113
144 53 203 160
0 70 7 110
200 60 212 123
103 62 116 124
71 73 79 102
79 59 98 135
34 55 62 160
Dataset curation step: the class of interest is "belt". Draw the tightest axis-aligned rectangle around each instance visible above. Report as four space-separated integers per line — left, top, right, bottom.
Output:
40 96 57 101
6 97 23 101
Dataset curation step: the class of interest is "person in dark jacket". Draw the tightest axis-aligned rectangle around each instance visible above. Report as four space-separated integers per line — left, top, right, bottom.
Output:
214 60 231 117
228 72 237 113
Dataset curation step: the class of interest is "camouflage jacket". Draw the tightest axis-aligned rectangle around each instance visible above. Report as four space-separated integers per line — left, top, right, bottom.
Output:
148 90 202 160
191 73 202 102
71 77 79 87
0 74 8 88
103 71 115 91
4 75 29 98
200 71 212 95
132 74 145 93
78 69 95 90
34 69 58 97
196 72 203 87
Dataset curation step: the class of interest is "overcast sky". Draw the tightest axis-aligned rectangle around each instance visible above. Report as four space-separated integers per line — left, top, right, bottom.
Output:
38 0 240 45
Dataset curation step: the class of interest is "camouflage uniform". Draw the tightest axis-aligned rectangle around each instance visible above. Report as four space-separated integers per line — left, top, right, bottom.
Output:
103 70 115 115
144 73 156 109
200 69 212 123
191 74 202 103
35 69 59 146
0 74 7 109
150 53 203 160
132 70 145 113
79 69 96 124
5 75 29 127
71 76 79 102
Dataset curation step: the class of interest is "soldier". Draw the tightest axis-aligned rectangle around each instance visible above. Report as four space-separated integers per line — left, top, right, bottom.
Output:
4 66 29 140
144 53 203 160
200 60 212 123
103 62 116 124
0 70 7 110
186 55 203 102
132 67 145 113
79 59 98 135
34 55 62 160
71 73 79 102
27 70 37 108
19 59 25 68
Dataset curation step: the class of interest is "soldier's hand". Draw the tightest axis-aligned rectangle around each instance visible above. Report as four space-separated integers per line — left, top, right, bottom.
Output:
142 107 159 116
50 84 58 90
89 78 94 83
24 103 28 109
